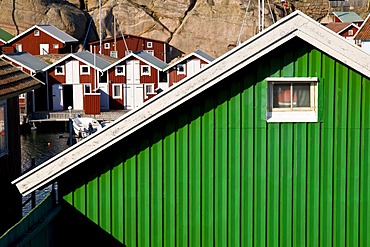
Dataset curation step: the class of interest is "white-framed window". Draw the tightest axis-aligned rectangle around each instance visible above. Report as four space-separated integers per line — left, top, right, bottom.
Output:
348 29 354 36
15 44 22 52
266 77 318 123
125 50 133 56
141 65 151 76
147 41 153 48
0 100 8 157
110 51 118 58
80 65 90 75
104 43 110 49
55 65 64 75
145 50 154 56
177 64 186 75
34 30 40 36
53 44 59 49
115 65 125 76
112 84 122 99
144 83 154 98
19 93 26 99
84 84 92 94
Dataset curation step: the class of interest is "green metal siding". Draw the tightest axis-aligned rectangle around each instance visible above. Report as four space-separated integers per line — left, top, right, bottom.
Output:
64 39 370 246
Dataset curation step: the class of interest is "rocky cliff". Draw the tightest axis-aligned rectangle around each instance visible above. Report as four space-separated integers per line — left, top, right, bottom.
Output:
1 0 368 60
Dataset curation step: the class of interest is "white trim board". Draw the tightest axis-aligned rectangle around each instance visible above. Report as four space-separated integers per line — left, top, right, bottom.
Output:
13 10 370 196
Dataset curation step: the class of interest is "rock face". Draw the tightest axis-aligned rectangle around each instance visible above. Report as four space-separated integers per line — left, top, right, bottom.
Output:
0 0 368 60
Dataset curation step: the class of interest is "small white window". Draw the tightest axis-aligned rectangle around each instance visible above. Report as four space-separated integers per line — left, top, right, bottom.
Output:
145 50 154 56
19 93 26 99
55 65 64 75
84 84 92 94
112 84 122 99
115 65 125 76
104 43 110 49
0 100 8 157
141 65 151 76
147 41 153 48
53 44 59 49
80 65 90 75
177 64 186 75
110 51 118 58
348 29 354 36
34 30 40 36
267 77 318 123
144 83 154 99
15 44 22 52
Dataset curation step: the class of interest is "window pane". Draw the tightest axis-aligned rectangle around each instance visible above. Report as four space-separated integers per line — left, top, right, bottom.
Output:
294 83 310 107
114 85 121 96
273 83 291 108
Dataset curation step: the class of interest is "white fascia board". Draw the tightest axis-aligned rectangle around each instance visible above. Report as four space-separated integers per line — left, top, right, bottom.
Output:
13 11 370 196
0 54 36 74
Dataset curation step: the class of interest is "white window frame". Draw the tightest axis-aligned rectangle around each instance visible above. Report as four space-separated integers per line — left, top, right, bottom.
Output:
145 50 154 56
348 29 354 36
53 44 59 49
110 51 118 58
55 65 65 75
80 65 90 75
15 44 22 52
112 84 122 99
147 41 153 48
34 30 40 36
84 84 92 94
104 43 110 49
266 77 318 123
144 83 155 99
115 65 125 76
0 100 8 157
177 64 186 75
141 65 151 76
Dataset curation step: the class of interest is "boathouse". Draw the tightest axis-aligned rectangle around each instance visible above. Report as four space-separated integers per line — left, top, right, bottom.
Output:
7 11 370 246
3 24 79 55
165 49 215 87
104 50 168 109
0 58 43 235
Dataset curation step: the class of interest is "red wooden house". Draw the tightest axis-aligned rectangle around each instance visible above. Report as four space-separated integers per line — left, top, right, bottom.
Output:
42 51 111 114
0 57 43 235
104 50 168 109
88 34 177 63
165 49 215 87
3 24 79 55
324 22 359 40
0 52 48 114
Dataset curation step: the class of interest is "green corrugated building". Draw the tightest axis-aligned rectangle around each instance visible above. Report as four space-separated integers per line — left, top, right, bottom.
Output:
8 11 370 246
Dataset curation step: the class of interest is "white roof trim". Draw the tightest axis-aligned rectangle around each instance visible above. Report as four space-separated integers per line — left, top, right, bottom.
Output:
42 53 104 72
0 54 37 74
164 51 213 70
104 52 164 71
12 11 370 196
7 25 77 44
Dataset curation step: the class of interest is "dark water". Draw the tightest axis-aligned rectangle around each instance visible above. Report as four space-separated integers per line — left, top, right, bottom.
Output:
20 130 70 216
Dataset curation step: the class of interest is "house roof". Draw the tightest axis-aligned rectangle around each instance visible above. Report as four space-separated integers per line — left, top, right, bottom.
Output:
325 22 358 34
332 12 363 23
1 52 49 73
42 51 111 72
7 24 78 44
12 10 370 196
104 50 168 71
164 49 214 70
0 28 14 43
88 33 168 45
0 58 44 101
354 13 370 40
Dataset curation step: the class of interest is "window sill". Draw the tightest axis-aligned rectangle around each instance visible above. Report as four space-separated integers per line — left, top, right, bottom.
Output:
266 111 318 123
